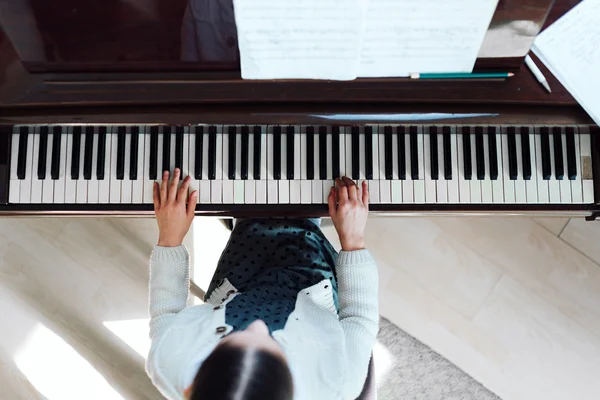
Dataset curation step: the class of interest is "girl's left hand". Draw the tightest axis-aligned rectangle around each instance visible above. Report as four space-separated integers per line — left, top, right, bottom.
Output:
153 168 198 247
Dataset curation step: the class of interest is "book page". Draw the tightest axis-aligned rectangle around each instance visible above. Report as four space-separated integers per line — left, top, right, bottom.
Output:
359 0 499 77
532 0 600 125
233 0 367 80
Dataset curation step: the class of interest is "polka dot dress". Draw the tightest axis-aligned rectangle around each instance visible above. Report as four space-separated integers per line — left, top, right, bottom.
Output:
205 218 338 334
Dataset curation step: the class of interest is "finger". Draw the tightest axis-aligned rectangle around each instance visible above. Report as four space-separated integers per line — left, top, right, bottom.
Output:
336 178 349 203
328 186 337 217
342 176 357 200
168 168 180 201
160 170 169 204
153 181 160 211
187 190 198 220
362 181 369 207
178 175 191 202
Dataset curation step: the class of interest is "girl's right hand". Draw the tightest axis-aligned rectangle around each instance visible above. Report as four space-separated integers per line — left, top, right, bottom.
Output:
327 176 369 251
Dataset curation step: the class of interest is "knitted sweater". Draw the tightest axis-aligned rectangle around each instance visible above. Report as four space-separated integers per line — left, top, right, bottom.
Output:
145 245 379 400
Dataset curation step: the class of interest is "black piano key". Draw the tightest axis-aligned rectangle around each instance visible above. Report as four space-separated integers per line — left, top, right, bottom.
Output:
566 127 577 180
475 127 485 180
410 126 419 180
162 126 171 174
253 126 262 180
194 126 203 179
553 127 564 180
208 126 217 180
17 126 29 180
507 127 518 180
306 126 315 180
116 126 126 180
365 126 374 180
241 126 249 180
51 126 62 180
273 126 282 180
384 126 393 180
462 127 472 180
130 126 139 180
71 126 82 180
429 126 439 180
37 126 49 180
443 127 452 180
351 126 360 180
175 126 184 172
149 126 159 180
83 126 94 180
488 127 499 180
97 126 107 180
332 126 340 178
520 127 531 180
228 126 237 180
397 126 406 180
286 126 295 180
540 127 551 180
319 126 327 179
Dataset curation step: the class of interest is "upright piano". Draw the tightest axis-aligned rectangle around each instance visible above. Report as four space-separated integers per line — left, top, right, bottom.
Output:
1 0 599 219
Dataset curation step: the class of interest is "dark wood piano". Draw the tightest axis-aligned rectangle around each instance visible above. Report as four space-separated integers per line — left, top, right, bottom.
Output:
1 0 599 219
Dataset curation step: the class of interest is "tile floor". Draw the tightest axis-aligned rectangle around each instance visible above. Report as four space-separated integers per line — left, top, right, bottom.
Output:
0 216 599 400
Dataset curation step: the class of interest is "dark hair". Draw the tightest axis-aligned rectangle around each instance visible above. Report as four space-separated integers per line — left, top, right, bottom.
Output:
190 343 294 400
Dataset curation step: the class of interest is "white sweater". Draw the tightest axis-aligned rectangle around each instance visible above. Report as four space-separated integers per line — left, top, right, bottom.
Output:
146 245 379 400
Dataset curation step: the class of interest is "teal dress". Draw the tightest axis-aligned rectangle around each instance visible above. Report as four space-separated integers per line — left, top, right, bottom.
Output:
205 218 339 334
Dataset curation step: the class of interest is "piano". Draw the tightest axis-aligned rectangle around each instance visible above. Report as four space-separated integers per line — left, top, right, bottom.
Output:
1 0 599 219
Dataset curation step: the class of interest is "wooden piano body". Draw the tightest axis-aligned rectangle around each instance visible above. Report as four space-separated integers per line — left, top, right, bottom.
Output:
0 0 599 219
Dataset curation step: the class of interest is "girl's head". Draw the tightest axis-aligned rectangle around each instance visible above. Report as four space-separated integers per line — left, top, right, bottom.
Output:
189 320 293 400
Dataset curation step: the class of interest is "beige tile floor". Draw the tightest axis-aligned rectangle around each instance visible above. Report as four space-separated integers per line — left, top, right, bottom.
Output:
0 216 599 400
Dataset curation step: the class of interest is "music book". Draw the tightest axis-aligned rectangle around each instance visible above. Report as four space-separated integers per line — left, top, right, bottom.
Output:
233 0 499 80
532 0 600 126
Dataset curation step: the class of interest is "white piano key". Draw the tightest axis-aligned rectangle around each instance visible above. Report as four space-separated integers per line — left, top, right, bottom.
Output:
368 180 380 204
267 181 278 204
580 131 594 204
132 128 145 203
202 130 210 180
344 129 352 178
42 129 55 204
380 180 391 203
402 133 413 203
233 180 244 204
198 130 211 204
513 133 526 203
223 130 231 181
120 129 132 204
457 130 470 203
378 131 390 203
156 128 164 178
267 128 275 181
312 181 323 204
300 181 311 204
235 130 242 180
182 127 190 181
559 130 572 203
570 129 583 204
548 130 561 204
143 128 154 204
534 129 550 203
423 132 437 203
259 126 268 180
448 130 460 203
188 129 199 198
211 128 223 204
170 128 176 173
30 130 43 203
322 180 332 204
391 180 402 204
289 180 301 204
64 128 75 204
480 134 493 203
280 131 287 180
9 129 20 203
525 128 538 204
248 130 255 181
75 128 88 204
437 132 448 203
491 129 504 204
223 181 234 203
500 131 513 203
294 131 301 181
255 180 267 204
54 127 67 204
87 129 99 204
372 127 380 180
326 131 333 179
244 181 255 204
469 133 482 203
392 133 399 180
279 181 290 204
109 129 120 204
414 133 426 203
359 129 366 180
300 130 307 180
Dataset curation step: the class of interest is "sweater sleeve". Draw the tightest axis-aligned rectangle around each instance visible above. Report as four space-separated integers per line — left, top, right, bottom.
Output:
335 249 379 399
148 245 190 340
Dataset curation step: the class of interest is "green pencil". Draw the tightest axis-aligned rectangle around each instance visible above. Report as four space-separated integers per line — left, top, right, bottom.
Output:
410 72 514 79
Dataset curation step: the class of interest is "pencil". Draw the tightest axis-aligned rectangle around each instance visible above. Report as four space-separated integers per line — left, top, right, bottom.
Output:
410 72 515 80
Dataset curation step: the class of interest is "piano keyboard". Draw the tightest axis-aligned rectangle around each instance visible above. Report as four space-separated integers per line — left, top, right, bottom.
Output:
6 124 596 206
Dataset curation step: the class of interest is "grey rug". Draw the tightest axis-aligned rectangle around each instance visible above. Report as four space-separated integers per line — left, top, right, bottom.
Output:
376 317 500 400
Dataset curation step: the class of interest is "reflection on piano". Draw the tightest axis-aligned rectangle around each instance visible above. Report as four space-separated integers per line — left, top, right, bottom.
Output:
1 122 598 217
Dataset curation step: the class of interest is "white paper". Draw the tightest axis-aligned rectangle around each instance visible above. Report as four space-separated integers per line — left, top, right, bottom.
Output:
532 0 600 126
233 0 367 80
358 0 499 77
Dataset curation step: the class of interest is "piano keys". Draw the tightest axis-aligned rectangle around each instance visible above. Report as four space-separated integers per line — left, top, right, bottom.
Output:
2 124 597 214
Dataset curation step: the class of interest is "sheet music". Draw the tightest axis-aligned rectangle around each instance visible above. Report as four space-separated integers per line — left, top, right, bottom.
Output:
358 0 499 77
532 0 600 125
233 0 368 80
